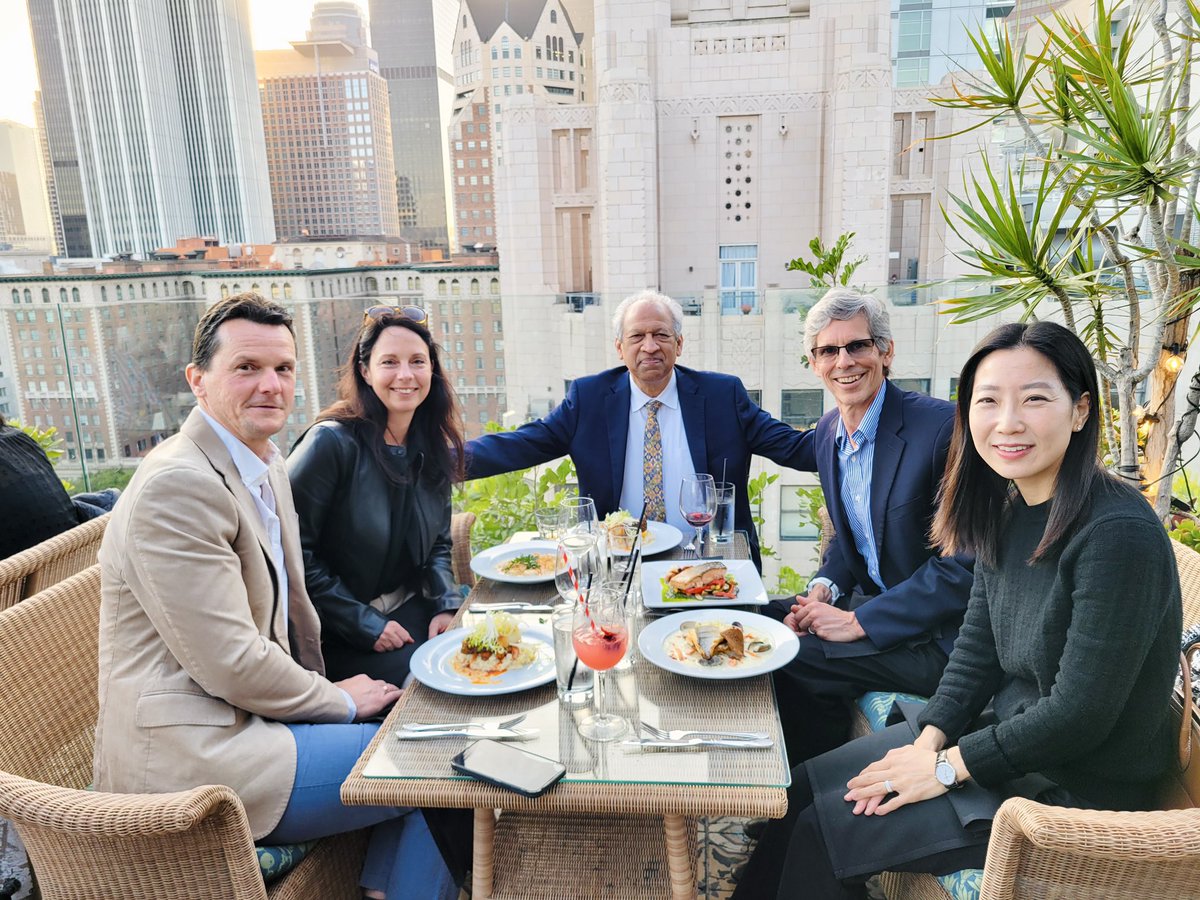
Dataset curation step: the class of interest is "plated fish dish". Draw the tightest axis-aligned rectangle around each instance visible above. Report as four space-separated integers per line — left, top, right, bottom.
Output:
660 562 739 601
663 619 775 670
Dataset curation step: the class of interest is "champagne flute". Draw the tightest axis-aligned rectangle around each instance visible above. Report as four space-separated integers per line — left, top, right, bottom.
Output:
572 583 630 741
555 532 600 606
679 473 716 557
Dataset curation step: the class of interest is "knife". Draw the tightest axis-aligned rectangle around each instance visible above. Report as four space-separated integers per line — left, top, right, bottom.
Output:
395 727 540 741
621 737 774 750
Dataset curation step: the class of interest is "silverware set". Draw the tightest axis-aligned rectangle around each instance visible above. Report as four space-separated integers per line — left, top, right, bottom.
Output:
395 713 536 741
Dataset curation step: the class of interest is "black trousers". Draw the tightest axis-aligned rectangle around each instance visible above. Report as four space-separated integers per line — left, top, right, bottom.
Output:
321 598 437 684
764 600 948 767
732 764 987 900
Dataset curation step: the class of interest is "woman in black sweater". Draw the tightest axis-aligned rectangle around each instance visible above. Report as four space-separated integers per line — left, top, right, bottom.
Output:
288 306 465 684
735 322 1182 898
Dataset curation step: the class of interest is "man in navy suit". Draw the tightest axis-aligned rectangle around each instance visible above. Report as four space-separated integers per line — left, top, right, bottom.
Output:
769 288 973 764
464 290 815 567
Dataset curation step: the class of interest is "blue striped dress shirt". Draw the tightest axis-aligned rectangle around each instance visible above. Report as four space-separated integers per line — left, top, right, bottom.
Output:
835 384 888 593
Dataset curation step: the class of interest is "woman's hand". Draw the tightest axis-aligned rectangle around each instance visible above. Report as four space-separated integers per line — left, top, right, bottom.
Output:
373 620 414 653
429 611 456 639
843 744 946 816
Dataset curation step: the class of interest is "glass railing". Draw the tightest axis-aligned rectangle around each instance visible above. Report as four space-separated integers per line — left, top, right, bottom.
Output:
0 278 1003 586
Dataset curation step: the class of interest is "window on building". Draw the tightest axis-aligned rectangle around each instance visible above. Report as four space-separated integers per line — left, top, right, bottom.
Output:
550 9 557 22
746 389 762 407
891 378 931 395
718 244 758 314
781 390 824 429
779 485 821 541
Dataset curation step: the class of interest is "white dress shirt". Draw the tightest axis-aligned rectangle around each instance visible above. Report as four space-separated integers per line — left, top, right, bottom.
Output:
619 370 697 531
198 409 287 623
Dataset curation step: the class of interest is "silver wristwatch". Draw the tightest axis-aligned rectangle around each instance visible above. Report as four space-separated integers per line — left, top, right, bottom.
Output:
935 750 962 790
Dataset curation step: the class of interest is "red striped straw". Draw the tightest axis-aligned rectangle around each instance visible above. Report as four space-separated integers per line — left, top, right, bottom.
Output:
560 544 598 631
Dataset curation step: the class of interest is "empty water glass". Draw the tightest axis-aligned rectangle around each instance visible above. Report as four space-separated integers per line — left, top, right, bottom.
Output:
713 482 735 545
535 506 565 541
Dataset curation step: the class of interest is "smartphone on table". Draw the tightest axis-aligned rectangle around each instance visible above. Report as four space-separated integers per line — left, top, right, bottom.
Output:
451 739 567 798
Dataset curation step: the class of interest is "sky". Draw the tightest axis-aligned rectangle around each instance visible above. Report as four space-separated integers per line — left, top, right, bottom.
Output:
0 0 359 128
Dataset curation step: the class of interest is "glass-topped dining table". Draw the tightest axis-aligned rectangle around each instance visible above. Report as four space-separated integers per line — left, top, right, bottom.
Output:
340 531 790 900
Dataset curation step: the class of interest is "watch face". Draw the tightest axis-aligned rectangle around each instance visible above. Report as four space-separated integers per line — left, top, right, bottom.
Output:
935 760 957 787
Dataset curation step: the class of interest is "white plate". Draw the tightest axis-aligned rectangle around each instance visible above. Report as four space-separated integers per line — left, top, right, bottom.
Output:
470 540 560 584
638 610 799 680
408 625 556 696
609 520 684 557
641 558 769 609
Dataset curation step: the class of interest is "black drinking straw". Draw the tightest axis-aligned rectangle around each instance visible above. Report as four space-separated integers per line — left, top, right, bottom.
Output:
566 571 594 690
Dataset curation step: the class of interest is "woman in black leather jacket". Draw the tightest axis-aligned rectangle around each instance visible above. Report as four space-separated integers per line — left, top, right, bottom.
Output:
288 306 466 683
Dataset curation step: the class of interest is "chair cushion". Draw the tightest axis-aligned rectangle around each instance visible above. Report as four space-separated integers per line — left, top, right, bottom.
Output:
855 691 930 732
935 867 984 899
855 692 983 899
256 841 317 883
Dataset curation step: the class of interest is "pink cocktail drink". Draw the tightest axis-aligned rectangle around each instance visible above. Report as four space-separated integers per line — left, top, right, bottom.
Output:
573 624 628 671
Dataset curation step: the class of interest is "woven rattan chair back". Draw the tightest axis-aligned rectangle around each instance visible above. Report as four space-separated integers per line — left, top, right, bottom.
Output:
1172 539 1200 631
0 513 109 612
817 506 834 564
451 510 476 586
0 565 100 786
0 564 366 900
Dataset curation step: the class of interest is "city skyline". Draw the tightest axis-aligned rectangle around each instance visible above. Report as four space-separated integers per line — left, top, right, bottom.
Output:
0 0 365 128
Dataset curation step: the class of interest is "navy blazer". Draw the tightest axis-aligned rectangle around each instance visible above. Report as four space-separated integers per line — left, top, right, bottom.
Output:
464 365 817 566
814 381 973 657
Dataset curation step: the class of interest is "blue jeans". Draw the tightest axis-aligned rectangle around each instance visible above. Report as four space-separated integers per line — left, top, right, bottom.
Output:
266 723 457 900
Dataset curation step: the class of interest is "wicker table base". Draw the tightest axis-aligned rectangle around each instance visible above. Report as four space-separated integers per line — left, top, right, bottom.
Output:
474 810 698 899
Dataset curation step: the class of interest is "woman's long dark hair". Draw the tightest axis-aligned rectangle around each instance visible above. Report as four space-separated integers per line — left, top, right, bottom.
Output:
931 321 1114 567
316 313 465 485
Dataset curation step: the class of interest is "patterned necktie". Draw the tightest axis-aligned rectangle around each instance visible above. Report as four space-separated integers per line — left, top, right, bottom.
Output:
643 400 665 522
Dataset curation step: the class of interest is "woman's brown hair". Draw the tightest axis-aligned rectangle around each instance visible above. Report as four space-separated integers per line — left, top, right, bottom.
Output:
316 313 465 485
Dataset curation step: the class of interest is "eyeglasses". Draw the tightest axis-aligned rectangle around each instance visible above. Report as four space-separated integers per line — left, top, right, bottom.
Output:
810 338 878 362
363 305 428 326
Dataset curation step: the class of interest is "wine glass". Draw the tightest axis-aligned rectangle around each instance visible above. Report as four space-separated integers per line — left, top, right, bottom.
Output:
561 495 607 568
679 473 716 557
572 583 630 741
555 532 601 606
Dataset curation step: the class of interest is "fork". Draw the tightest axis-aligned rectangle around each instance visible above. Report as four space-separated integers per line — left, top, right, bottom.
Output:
402 713 527 732
639 721 769 742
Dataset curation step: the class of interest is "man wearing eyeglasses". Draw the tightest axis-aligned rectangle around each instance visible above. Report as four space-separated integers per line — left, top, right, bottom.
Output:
769 288 973 765
463 289 817 568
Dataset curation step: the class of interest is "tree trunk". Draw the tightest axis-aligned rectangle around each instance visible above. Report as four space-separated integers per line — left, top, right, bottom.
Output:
1143 269 1200 500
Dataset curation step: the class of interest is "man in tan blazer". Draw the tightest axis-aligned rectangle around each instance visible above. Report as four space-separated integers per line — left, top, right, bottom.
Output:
95 293 462 899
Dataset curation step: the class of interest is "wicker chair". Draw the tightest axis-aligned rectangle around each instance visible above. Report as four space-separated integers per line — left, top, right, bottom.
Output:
451 510 476 587
0 565 366 899
0 512 110 612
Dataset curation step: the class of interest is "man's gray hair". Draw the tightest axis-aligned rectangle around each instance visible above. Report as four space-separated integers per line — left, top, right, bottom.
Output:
611 290 684 341
803 288 892 353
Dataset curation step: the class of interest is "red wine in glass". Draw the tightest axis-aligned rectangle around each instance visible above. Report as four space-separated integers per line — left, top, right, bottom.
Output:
679 473 717 556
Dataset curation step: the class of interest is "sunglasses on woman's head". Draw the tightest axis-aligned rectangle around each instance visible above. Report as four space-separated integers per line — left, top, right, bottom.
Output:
363 305 428 327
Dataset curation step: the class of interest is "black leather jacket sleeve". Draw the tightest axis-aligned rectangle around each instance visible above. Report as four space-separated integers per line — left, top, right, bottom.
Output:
288 424 390 649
